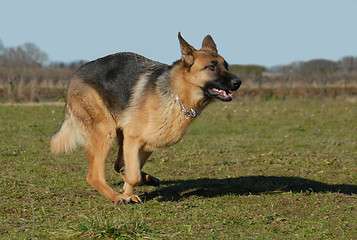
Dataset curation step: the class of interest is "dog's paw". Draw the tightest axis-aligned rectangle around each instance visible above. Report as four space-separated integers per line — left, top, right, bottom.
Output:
142 172 161 187
114 194 142 204
126 194 142 204
146 176 161 187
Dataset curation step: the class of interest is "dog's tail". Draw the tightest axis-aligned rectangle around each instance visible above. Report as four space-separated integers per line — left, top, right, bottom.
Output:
50 114 85 154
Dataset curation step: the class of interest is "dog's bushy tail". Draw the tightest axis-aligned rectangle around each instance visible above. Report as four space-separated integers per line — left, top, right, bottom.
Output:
50 114 85 154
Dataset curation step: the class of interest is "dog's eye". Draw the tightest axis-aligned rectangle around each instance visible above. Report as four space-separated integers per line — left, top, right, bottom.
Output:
208 65 217 71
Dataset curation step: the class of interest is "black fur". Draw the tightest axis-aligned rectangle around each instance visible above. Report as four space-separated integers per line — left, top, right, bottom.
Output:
74 52 169 112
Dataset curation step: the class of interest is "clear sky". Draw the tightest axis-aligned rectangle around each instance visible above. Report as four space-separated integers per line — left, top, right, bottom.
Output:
1 0 356 67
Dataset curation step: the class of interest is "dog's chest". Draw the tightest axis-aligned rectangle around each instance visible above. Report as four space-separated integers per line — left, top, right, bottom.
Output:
140 107 192 151
121 92 195 151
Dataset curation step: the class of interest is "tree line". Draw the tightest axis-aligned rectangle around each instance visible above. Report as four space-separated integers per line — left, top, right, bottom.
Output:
269 57 357 73
0 39 49 68
0 39 86 102
229 57 357 98
0 39 86 70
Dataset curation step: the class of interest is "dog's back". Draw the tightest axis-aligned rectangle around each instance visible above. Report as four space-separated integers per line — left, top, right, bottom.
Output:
74 52 169 111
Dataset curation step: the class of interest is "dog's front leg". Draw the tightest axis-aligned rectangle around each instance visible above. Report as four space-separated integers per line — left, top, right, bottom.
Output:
121 134 142 203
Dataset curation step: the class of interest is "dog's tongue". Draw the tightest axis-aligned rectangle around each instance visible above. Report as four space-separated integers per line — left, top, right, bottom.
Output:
211 88 233 99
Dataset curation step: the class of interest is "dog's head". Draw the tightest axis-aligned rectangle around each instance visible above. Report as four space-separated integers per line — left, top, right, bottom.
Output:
177 32 241 102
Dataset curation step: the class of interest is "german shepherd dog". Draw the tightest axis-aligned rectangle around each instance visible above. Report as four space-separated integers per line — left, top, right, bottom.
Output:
50 33 241 203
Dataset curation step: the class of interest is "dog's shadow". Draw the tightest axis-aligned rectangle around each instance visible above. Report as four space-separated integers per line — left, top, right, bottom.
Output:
141 176 357 202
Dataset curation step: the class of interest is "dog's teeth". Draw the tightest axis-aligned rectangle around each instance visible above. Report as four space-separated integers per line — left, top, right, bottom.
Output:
211 88 233 99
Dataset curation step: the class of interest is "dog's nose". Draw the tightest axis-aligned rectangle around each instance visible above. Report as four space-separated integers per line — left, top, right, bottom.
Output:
231 77 242 90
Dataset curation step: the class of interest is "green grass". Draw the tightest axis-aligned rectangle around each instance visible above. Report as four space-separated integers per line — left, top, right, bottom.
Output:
0 97 356 239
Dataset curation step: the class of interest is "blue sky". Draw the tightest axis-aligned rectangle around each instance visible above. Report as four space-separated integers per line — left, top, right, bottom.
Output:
1 0 356 67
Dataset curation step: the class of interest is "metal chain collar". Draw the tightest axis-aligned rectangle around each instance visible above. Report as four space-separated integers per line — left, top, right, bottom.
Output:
175 94 204 119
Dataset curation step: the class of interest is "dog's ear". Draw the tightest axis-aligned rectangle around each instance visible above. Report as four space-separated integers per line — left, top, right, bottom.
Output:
178 32 195 66
201 35 217 53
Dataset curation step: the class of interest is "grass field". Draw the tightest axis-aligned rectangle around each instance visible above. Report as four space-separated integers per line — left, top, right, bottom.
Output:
0 97 356 239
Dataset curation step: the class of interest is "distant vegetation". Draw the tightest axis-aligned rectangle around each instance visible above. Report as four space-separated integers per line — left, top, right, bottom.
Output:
0 38 356 102
230 57 357 98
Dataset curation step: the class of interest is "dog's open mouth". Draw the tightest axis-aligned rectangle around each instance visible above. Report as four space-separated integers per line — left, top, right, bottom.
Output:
208 88 233 101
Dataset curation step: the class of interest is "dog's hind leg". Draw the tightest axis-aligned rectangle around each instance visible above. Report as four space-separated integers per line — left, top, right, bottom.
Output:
85 123 130 203
114 129 125 173
74 91 133 203
115 130 161 187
